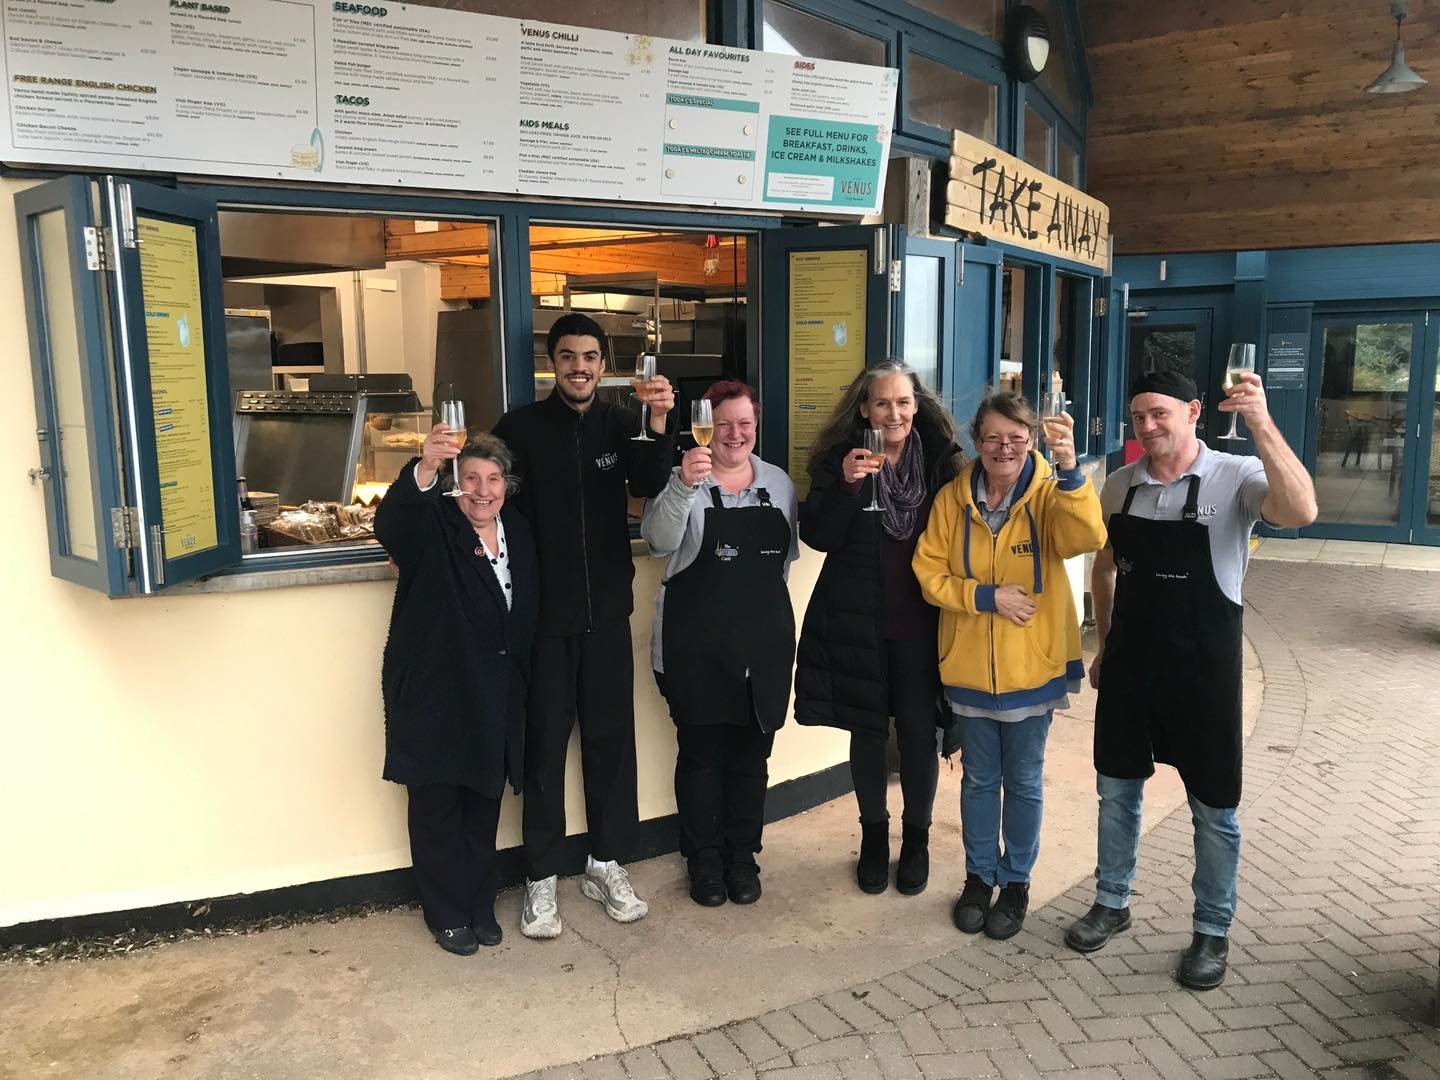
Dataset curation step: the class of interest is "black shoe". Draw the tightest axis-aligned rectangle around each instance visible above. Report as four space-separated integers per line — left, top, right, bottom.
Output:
433 927 480 956
856 821 889 894
472 913 502 947
951 874 993 934
896 824 929 896
1177 932 1229 990
688 858 727 907
1064 903 1132 953
725 864 762 905
984 883 1029 940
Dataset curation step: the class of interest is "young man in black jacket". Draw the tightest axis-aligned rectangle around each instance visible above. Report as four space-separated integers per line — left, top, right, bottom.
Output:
494 312 675 939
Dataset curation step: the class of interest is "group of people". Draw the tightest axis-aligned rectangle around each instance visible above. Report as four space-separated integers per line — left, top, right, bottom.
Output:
375 311 1316 993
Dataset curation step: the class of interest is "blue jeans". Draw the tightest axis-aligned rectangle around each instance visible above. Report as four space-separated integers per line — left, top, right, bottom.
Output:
958 712 1053 886
1094 773 1241 938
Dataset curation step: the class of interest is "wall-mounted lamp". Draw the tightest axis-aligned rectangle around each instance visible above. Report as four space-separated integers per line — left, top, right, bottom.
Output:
1367 0 1428 94
1005 5 1050 84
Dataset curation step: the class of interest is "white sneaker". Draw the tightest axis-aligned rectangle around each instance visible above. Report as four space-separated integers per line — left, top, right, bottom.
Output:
581 863 649 923
520 876 562 939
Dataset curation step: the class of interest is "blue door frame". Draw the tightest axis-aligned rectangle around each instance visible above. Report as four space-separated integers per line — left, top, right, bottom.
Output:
1301 310 1438 545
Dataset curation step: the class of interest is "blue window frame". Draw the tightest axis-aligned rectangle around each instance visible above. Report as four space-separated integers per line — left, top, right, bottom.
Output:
16 175 131 595
16 174 241 595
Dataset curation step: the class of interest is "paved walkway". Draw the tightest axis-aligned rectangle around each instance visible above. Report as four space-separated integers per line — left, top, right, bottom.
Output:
528 561 1440 1080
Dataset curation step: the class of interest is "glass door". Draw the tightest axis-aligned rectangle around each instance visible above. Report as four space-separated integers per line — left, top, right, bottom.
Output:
1121 307 1213 463
1304 313 1428 543
1418 312 1440 546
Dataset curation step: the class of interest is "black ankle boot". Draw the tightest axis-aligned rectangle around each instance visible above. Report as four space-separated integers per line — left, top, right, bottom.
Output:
896 824 929 895
856 821 889 894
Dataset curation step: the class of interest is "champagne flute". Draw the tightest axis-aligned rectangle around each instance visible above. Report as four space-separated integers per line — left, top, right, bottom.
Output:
862 428 885 512
1219 343 1256 441
439 399 467 497
691 398 714 447
631 354 657 442
1041 391 1066 464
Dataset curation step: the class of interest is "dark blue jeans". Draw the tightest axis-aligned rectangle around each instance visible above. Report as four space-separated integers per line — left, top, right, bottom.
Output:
958 712 1053 886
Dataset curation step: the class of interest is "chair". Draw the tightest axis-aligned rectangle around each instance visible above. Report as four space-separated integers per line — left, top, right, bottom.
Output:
1341 411 1378 469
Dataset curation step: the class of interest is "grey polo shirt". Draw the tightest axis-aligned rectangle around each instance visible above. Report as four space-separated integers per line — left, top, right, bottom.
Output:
640 456 800 674
1099 442 1269 605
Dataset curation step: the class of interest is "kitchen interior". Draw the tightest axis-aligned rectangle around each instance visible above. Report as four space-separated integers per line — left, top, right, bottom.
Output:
219 212 750 553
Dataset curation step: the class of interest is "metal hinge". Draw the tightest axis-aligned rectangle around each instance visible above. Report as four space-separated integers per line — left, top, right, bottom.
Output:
111 505 139 549
84 226 113 271
888 259 902 292
1093 296 1108 317
1090 416 1104 437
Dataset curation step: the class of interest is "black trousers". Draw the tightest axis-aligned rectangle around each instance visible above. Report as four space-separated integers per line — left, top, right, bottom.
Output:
406 784 502 931
522 622 638 879
657 671 775 872
850 634 941 829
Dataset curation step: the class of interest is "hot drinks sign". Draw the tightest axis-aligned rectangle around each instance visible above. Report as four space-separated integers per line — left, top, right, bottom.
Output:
944 130 1111 274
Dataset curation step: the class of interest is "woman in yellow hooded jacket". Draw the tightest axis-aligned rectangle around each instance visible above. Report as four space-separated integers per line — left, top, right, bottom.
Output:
913 391 1105 941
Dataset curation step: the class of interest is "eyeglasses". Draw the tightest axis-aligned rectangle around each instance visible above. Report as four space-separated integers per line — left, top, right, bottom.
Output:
978 434 1032 449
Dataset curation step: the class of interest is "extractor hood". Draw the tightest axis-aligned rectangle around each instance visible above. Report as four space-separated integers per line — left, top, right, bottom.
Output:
219 212 387 277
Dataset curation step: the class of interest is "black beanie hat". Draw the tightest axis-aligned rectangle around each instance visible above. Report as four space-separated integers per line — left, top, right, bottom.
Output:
1128 369 1199 404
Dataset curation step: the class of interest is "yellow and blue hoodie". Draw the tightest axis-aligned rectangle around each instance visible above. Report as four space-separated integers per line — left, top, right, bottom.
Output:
913 451 1106 714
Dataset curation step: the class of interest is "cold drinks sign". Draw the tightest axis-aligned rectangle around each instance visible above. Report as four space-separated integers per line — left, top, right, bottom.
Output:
0 0 897 216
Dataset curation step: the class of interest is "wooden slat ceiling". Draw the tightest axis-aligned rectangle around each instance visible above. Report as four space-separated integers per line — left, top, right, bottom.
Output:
385 222 746 299
1085 1 1440 254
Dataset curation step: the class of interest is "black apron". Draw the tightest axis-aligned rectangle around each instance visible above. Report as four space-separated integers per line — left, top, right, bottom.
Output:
661 486 795 733
1095 475 1244 808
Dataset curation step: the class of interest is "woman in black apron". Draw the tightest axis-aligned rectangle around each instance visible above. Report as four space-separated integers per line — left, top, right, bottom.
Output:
640 382 799 907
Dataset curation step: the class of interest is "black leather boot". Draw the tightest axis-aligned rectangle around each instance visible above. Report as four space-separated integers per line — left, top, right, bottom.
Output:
1177 933 1229 990
1064 903 1132 953
984 883 1030 940
896 824 929 895
951 874 993 934
856 821 889 894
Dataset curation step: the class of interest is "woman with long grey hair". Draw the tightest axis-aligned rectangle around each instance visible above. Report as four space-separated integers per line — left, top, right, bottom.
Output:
794 360 964 896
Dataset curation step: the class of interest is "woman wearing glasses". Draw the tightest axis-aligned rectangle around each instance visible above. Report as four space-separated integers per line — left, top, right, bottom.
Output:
795 360 964 897
913 391 1105 941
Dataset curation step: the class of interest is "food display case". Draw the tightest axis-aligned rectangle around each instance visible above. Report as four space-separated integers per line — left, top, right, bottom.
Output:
232 375 424 547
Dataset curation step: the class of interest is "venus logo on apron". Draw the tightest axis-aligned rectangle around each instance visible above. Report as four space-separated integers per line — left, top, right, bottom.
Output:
715 543 740 561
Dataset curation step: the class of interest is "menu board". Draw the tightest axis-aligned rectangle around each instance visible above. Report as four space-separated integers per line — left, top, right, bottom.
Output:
0 0 897 215
788 248 868 496
138 215 218 560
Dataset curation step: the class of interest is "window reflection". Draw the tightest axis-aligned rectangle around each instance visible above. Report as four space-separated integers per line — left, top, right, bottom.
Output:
908 54 996 142
35 210 100 561
763 2 887 66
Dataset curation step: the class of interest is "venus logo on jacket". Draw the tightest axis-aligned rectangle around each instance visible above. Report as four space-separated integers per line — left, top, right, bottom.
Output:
594 451 619 471
1010 540 1034 556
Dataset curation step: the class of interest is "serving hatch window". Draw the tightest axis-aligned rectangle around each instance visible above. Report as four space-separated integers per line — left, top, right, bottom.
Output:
220 212 505 558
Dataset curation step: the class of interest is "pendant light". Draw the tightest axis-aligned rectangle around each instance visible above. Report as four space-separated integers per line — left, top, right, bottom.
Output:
1367 0 1428 94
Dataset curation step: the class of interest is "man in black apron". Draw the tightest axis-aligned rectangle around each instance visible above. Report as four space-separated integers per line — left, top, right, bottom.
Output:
1065 369 1316 990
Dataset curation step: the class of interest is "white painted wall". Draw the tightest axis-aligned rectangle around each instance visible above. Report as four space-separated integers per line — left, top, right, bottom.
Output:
0 178 852 928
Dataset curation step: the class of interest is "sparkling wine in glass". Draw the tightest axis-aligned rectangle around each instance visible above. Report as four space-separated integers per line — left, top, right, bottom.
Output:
1219 344 1256 441
691 398 714 447
862 428 885 512
631 354 657 442
1041 391 1066 462
439 399 467 497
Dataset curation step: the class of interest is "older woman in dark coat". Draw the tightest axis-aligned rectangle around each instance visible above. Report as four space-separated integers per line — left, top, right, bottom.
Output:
795 360 963 897
375 425 538 955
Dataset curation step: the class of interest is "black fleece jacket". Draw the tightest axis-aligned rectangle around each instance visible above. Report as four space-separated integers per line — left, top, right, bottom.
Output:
494 391 674 636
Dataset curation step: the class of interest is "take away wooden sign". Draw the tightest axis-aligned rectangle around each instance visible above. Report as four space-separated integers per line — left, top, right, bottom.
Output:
945 129 1111 274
